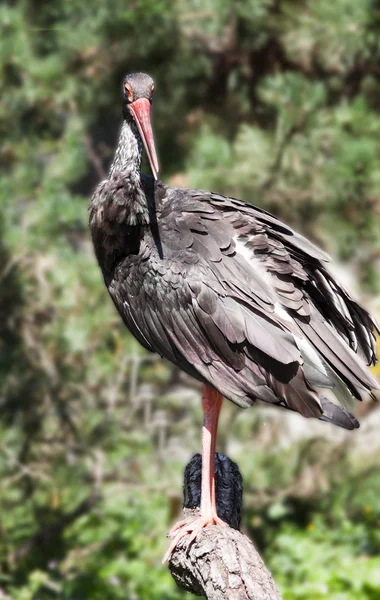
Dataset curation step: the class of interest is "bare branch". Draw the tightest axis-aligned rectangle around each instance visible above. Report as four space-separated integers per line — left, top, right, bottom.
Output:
167 454 283 599
169 511 282 599
83 134 107 180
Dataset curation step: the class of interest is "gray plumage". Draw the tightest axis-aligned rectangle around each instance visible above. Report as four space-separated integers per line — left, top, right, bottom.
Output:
89 73 380 431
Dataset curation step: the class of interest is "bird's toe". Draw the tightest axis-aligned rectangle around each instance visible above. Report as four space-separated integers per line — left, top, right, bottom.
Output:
163 512 228 563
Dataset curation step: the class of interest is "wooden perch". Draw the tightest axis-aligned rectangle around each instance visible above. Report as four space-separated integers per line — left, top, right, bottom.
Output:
168 454 283 599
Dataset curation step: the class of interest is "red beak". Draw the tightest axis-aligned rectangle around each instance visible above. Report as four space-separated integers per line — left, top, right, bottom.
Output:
129 98 159 180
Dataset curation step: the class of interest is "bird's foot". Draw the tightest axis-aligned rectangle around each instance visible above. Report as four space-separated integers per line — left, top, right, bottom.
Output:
162 511 227 563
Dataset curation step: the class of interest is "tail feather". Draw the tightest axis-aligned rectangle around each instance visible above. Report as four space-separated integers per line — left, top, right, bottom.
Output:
319 397 359 430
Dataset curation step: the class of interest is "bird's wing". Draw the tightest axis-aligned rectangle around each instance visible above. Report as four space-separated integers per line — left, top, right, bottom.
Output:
111 186 379 428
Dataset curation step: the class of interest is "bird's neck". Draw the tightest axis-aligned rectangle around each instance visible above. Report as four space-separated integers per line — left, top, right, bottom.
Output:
109 118 142 179
105 117 151 226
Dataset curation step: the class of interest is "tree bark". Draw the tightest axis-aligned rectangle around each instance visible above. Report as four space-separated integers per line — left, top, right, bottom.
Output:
168 454 283 599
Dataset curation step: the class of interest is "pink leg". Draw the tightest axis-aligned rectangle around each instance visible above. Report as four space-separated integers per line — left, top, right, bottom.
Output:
201 386 222 517
163 386 226 563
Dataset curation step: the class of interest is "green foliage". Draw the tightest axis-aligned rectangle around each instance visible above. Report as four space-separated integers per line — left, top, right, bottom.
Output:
268 521 380 600
0 0 379 598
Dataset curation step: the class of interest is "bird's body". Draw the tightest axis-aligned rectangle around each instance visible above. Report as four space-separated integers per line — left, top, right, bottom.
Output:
90 72 379 559
90 169 378 428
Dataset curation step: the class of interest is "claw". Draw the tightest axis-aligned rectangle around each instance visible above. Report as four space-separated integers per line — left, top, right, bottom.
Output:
163 512 227 563
168 515 197 537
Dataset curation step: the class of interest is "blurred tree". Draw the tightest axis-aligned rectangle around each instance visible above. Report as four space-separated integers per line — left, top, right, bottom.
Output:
0 0 379 598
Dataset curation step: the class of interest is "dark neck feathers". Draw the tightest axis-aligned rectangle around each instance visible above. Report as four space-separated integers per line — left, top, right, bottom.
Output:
110 117 143 177
97 116 150 226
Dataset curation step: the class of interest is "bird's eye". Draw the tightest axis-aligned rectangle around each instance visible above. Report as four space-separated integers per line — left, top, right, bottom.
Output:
124 83 133 102
151 84 155 95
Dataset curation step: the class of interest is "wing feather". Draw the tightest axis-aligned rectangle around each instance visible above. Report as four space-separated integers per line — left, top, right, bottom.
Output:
105 182 379 431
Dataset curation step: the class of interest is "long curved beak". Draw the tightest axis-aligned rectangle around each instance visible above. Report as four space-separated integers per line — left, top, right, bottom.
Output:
129 98 159 180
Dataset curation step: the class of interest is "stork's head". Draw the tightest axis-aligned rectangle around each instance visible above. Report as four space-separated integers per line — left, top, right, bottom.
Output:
122 72 159 179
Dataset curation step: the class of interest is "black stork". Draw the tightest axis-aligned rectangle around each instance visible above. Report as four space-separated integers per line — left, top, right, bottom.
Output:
89 72 380 560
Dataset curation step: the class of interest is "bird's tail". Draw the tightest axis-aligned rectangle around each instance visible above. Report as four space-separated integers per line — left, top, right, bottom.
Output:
318 397 359 430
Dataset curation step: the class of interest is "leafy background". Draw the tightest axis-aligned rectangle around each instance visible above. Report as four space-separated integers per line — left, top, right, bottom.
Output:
1 0 380 598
